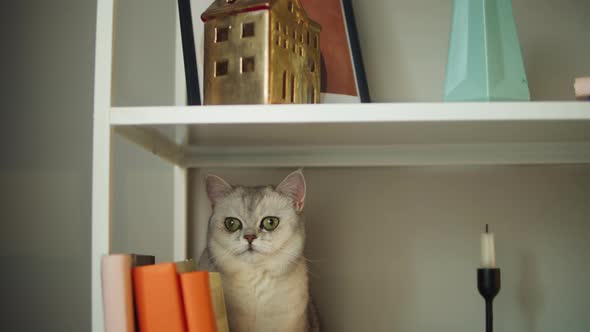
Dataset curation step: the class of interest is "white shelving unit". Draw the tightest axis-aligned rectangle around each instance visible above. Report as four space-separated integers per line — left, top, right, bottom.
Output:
92 1 590 331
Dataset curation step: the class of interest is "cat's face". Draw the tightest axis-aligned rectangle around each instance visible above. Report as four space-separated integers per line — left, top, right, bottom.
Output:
206 170 306 274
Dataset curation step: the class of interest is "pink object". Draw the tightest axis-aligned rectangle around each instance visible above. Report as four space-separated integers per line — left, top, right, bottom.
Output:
101 255 136 332
574 77 590 100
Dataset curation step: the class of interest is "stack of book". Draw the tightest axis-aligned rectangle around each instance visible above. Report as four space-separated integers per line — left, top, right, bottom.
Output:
574 77 590 101
101 254 229 332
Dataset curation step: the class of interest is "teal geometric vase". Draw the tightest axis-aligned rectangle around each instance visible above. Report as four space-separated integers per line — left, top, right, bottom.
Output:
444 0 530 101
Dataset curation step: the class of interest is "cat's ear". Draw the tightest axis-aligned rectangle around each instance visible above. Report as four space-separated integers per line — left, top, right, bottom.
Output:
276 169 306 213
206 174 233 207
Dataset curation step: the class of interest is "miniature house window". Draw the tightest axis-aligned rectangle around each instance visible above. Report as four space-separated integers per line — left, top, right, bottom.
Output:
288 1 294 13
276 35 281 46
292 29 296 40
292 42 296 53
309 59 315 72
275 21 280 32
241 57 255 73
215 60 228 77
300 32 304 43
299 46 303 56
215 27 229 43
282 71 287 100
314 35 319 49
306 31 310 45
290 74 296 103
283 39 287 49
242 22 255 38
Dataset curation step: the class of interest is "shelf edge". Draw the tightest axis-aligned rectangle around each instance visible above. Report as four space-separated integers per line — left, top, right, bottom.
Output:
110 102 590 125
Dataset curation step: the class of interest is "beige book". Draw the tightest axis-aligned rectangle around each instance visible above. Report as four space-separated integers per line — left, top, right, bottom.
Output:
209 272 230 332
101 254 154 332
102 255 134 332
574 76 590 100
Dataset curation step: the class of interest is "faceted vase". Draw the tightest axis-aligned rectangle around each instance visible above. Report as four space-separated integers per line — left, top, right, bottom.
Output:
444 0 530 101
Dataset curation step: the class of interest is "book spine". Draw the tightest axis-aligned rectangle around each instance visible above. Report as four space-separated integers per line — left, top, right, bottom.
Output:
209 272 230 332
133 263 187 332
101 255 135 332
129 254 155 331
180 272 218 332
574 77 590 99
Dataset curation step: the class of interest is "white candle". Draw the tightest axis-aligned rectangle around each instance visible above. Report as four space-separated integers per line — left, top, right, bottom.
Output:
481 224 496 268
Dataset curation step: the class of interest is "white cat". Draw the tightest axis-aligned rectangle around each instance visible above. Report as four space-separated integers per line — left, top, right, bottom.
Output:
200 170 319 332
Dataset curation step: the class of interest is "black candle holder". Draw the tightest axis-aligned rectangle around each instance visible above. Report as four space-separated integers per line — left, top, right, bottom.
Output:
477 268 501 332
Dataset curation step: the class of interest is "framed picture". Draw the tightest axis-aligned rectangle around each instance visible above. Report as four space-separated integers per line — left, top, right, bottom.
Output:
180 0 370 105
299 0 371 103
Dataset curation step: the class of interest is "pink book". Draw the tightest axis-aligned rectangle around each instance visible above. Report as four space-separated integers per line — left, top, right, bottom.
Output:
574 77 590 100
101 254 155 332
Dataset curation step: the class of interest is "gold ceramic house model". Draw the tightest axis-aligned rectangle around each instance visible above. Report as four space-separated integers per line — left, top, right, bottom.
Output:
201 0 321 105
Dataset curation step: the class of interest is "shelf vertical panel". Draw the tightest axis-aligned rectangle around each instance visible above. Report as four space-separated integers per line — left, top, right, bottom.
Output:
173 3 188 261
173 166 188 260
92 0 115 331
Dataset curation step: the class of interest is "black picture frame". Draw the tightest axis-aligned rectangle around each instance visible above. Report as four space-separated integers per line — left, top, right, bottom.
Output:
341 0 371 103
177 0 201 106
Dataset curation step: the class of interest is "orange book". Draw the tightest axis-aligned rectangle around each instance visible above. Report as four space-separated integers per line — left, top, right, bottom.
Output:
132 263 187 332
180 272 218 332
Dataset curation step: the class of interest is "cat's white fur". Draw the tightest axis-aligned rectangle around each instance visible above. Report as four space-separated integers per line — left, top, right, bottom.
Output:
201 170 318 332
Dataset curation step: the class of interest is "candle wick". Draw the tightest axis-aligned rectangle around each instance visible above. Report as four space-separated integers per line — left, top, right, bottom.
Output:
486 224 489 233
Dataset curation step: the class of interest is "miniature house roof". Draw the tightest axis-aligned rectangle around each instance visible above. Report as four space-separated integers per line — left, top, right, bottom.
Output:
201 0 320 30
202 0 271 22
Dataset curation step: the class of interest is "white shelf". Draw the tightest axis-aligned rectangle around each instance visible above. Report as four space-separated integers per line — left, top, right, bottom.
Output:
111 102 590 167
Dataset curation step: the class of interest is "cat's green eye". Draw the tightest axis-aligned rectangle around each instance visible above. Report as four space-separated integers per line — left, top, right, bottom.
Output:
261 216 280 231
224 217 242 232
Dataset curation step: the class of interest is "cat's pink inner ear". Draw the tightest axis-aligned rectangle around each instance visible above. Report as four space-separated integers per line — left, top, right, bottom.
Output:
277 170 306 212
206 174 232 206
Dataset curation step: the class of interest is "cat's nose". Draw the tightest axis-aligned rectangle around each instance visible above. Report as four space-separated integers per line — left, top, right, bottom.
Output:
244 234 257 243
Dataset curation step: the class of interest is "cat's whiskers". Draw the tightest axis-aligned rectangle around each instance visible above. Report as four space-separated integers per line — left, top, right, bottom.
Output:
209 245 240 263
253 242 277 255
274 246 305 265
271 247 321 279
276 247 321 278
